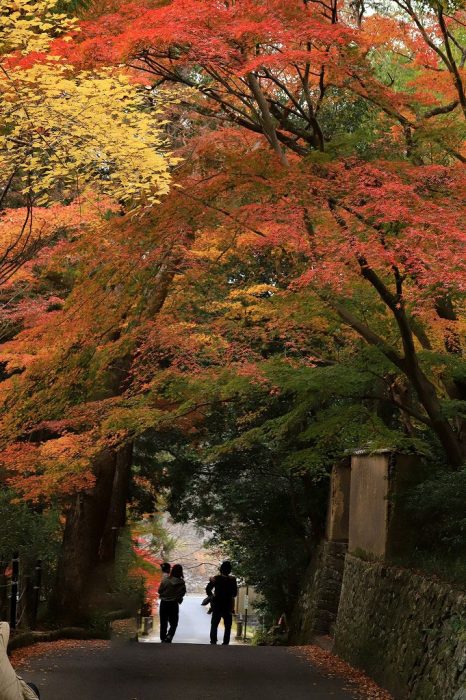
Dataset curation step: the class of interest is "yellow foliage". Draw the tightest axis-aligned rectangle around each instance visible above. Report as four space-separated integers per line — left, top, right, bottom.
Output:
1 0 176 210
1 66 174 207
0 0 78 55
228 284 276 300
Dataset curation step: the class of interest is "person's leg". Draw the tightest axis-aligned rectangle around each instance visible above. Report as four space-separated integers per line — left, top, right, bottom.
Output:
210 608 221 644
166 601 179 641
27 683 40 698
159 601 168 641
222 611 232 645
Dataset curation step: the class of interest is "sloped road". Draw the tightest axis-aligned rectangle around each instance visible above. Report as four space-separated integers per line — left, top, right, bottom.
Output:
24 640 361 700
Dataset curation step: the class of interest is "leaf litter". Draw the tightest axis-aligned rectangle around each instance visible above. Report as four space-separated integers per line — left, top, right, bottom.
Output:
11 639 110 672
291 645 393 699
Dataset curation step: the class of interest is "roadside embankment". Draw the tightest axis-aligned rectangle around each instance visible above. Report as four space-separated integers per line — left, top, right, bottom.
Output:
334 554 466 700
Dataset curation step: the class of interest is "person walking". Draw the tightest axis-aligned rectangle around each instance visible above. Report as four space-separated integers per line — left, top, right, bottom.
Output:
206 561 238 645
157 563 186 643
161 562 171 578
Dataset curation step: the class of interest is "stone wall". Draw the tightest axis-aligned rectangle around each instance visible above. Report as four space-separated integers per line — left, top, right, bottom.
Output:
290 540 348 643
335 555 466 700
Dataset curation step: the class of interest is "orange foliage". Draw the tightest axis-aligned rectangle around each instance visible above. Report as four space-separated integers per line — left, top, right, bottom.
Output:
1 0 465 499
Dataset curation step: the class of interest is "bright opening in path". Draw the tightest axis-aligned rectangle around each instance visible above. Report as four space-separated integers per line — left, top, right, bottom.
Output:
139 518 241 645
140 595 239 645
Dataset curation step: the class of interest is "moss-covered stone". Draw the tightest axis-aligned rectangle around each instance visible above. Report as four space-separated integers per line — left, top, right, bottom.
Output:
289 540 348 643
334 555 466 700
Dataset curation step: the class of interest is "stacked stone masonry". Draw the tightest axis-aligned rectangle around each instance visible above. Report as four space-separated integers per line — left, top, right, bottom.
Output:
291 541 348 643
335 555 466 700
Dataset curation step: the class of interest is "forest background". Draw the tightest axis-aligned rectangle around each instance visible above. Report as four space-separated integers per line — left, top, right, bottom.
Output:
0 0 465 626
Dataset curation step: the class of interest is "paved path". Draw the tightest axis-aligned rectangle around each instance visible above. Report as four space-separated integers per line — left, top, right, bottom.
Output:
24 639 360 700
140 595 237 645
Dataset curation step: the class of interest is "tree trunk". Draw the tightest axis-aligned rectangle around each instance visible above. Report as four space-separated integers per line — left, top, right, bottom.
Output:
247 73 289 167
51 239 193 621
99 443 133 563
404 357 465 468
51 450 117 622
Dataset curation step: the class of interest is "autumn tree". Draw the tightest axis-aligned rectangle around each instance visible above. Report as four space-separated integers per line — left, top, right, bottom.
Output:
106 138 464 611
0 0 464 625
0 0 174 289
0 150 213 618
64 0 466 160
0 0 181 619
2 110 464 619
388 0 466 121
67 0 465 465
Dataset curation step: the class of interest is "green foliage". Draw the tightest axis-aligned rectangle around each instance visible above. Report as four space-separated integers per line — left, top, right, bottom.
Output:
389 467 466 587
165 445 326 618
252 625 287 646
53 0 90 14
0 490 61 569
134 318 451 615
112 527 145 612
317 91 384 159
86 611 112 639
398 551 466 588
407 468 466 553
133 507 177 560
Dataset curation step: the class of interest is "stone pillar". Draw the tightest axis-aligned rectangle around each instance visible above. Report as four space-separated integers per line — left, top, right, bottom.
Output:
290 460 350 642
349 451 391 557
348 451 424 559
326 458 351 542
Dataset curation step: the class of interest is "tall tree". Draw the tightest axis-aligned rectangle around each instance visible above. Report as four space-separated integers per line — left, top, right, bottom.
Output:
66 0 464 464
0 0 179 618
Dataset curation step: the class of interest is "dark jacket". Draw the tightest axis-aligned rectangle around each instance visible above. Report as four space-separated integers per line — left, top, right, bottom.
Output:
158 576 186 603
206 574 238 611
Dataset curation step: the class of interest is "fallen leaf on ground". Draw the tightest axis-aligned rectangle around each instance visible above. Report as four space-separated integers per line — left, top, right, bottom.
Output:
11 639 110 671
290 645 393 699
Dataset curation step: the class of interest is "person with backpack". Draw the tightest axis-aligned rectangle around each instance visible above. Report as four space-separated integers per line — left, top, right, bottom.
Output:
205 561 237 645
157 563 186 643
